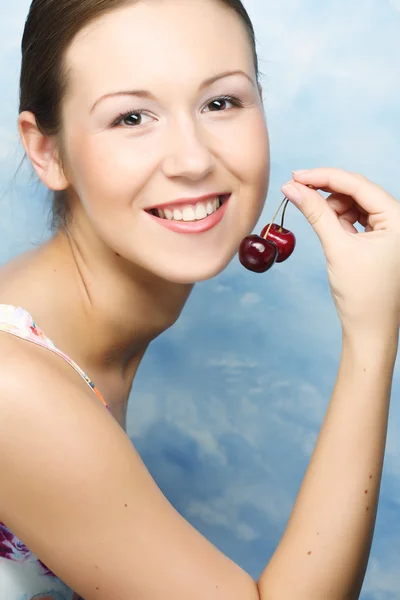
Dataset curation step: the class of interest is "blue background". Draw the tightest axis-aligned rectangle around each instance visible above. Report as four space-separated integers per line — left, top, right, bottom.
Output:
1 1 399 597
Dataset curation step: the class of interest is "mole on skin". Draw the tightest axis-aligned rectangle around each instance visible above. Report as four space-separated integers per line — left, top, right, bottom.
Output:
366 482 371 511
306 484 372 553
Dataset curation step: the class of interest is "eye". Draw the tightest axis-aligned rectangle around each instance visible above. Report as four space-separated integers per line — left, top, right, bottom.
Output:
111 110 155 128
203 94 244 113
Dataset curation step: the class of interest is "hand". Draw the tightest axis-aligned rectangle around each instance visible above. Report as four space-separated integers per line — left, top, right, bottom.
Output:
281 168 400 335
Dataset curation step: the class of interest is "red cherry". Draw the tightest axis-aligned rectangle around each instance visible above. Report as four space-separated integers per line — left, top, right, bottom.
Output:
260 223 296 263
239 195 296 274
238 234 278 273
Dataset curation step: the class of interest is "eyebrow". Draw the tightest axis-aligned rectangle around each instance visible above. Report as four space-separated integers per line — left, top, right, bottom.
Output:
90 69 255 113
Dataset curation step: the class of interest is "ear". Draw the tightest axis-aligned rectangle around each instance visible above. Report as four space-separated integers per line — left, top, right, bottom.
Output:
18 111 69 191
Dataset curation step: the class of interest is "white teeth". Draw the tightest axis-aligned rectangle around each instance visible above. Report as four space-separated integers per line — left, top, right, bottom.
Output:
195 204 207 219
182 206 196 221
152 195 225 222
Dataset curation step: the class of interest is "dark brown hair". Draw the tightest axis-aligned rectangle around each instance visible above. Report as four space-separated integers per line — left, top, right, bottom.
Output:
18 0 260 232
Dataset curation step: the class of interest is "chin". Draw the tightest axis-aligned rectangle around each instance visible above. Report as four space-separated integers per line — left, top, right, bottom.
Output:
151 247 238 285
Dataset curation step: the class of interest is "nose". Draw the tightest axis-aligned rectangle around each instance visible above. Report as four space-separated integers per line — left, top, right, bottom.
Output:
161 118 216 181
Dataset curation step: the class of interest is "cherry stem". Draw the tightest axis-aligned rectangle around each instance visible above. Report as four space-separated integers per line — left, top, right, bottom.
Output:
262 196 289 240
280 198 290 229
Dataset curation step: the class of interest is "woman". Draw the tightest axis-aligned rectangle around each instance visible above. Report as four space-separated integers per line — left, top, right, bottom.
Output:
0 0 399 599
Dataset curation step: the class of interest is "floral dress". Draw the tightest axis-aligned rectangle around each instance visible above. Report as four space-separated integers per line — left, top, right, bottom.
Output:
0 305 110 600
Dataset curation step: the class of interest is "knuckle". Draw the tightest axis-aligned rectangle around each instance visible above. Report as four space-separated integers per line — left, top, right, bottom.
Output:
307 209 324 227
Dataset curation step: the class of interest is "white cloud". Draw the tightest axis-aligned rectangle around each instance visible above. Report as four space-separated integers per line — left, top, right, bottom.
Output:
186 498 260 541
184 428 227 466
208 356 259 370
213 283 231 293
240 292 261 306
126 393 159 436
363 556 400 597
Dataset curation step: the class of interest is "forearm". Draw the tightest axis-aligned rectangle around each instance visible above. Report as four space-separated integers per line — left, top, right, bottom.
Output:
257 327 399 600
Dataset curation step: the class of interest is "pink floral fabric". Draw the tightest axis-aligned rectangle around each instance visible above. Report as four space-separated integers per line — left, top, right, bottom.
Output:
0 304 109 599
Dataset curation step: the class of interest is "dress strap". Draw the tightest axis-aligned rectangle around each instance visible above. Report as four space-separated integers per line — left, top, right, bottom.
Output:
0 304 109 410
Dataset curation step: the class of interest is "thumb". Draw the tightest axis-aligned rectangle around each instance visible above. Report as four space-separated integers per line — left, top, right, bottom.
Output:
281 181 344 252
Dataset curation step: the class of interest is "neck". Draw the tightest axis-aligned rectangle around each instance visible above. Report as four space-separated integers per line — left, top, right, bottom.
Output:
65 229 193 361
5 228 193 417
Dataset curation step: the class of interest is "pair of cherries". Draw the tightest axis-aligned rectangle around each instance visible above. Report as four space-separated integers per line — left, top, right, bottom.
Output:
239 196 296 273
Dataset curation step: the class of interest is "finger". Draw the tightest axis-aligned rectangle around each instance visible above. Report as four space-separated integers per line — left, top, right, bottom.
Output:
326 195 371 229
325 192 355 216
325 193 365 227
317 188 369 216
304 187 362 223
338 217 358 234
292 168 399 215
282 180 346 253
324 194 360 234
338 208 361 233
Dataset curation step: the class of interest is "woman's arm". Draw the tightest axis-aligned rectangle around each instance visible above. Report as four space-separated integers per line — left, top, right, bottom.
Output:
258 326 399 599
0 333 260 600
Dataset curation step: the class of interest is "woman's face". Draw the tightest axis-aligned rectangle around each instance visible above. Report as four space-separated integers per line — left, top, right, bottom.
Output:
61 0 270 283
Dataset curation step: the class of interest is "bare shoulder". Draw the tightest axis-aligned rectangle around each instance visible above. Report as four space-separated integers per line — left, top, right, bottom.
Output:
0 332 260 600
0 326 102 403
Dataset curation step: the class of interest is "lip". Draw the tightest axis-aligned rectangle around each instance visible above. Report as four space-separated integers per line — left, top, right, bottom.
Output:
146 193 231 234
146 192 229 211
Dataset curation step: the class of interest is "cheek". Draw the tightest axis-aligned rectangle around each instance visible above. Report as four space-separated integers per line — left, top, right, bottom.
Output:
66 131 154 205
224 111 270 192
242 115 270 185
226 113 271 237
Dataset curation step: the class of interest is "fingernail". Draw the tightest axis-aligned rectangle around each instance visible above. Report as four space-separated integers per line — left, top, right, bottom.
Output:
281 183 303 205
292 170 309 176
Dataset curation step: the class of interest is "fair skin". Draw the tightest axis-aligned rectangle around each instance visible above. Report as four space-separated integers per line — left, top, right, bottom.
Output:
2 0 269 426
1 0 400 599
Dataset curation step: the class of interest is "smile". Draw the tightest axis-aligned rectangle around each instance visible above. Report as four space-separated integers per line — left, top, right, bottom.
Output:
145 194 231 234
149 195 224 222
